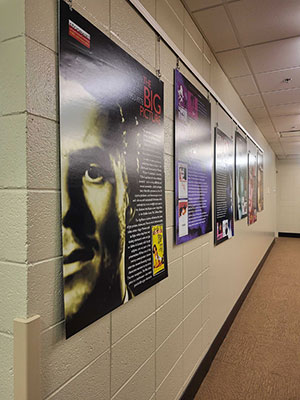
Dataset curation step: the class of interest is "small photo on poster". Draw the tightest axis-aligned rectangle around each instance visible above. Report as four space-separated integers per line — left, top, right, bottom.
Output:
152 225 165 276
178 162 188 198
178 200 188 237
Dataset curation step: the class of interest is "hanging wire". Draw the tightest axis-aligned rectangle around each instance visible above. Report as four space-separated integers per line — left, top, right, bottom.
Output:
176 57 180 70
156 36 161 79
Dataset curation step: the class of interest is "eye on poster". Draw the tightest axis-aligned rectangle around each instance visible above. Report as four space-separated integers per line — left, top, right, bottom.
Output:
248 151 258 224
235 131 248 220
257 150 264 212
59 0 168 338
214 127 234 245
174 70 212 245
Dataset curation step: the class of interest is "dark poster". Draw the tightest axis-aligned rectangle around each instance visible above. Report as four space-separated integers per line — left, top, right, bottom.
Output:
235 132 247 220
214 127 234 245
174 70 212 245
257 150 264 212
248 151 258 224
59 0 168 337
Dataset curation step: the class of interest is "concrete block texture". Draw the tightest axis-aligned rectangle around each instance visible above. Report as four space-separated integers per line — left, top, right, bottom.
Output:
27 191 61 263
0 0 25 42
0 333 13 400
0 37 26 115
0 190 27 263
0 262 27 334
26 37 57 121
111 314 155 396
41 314 110 398
27 114 60 190
0 114 27 188
46 350 110 400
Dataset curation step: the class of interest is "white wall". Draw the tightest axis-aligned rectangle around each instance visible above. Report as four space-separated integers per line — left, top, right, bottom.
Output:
0 0 276 399
276 158 300 234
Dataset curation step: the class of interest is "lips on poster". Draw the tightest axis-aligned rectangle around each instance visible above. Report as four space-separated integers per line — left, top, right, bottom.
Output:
59 0 168 337
214 127 234 245
257 150 264 212
174 70 212 245
235 132 248 220
248 151 258 224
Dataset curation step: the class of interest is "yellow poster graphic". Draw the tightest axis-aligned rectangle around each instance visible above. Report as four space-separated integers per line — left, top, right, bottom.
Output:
152 225 165 275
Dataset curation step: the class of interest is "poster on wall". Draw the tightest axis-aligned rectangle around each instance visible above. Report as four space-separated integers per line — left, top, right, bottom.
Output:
248 151 258 224
174 69 212 245
257 150 264 212
214 127 234 245
59 0 168 337
235 131 248 220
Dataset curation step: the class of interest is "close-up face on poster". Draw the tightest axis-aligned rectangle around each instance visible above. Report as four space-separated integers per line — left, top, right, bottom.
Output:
257 150 264 212
235 131 248 220
59 0 168 338
214 127 234 245
174 70 212 245
248 151 258 225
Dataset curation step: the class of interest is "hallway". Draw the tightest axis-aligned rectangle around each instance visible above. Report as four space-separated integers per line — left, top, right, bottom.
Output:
195 237 300 400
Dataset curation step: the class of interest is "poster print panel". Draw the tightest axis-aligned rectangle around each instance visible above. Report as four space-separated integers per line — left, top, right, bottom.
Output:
257 150 264 212
235 131 248 220
248 151 258 225
174 70 212 245
59 0 168 337
214 127 234 245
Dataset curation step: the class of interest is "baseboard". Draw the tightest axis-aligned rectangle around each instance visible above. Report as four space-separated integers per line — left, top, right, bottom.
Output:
180 238 275 400
278 232 300 238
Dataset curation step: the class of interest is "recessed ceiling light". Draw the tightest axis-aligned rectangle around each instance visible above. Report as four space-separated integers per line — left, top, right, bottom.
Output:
283 78 292 83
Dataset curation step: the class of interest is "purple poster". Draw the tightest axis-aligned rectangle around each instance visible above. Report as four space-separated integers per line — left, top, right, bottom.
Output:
175 70 212 244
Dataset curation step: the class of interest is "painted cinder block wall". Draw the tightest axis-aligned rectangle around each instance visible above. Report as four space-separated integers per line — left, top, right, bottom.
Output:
276 158 300 234
0 0 276 398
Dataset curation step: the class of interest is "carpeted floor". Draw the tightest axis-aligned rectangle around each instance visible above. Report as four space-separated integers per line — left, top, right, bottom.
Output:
195 237 300 400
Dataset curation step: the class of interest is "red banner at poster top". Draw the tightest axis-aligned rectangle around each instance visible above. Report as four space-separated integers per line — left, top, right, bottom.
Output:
68 20 90 48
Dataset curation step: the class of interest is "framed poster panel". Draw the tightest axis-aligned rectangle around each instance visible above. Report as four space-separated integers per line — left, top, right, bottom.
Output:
235 131 248 220
248 151 258 224
214 127 234 245
174 69 212 245
257 150 264 212
59 0 168 337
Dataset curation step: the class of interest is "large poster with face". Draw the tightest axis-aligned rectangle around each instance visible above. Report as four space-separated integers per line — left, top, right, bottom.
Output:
235 131 247 220
214 127 234 245
174 70 212 245
59 0 168 338
257 150 264 212
248 151 258 224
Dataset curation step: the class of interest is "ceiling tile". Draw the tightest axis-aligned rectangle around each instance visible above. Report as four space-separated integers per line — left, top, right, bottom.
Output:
272 115 300 132
254 117 274 131
282 141 300 154
245 37 300 74
241 93 264 109
186 0 222 12
268 103 300 117
280 136 300 143
270 142 285 155
262 130 280 142
193 6 239 52
228 0 300 46
256 67 300 93
249 107 268 119
263 88 300 107
231 75 258 96
216 49 251 78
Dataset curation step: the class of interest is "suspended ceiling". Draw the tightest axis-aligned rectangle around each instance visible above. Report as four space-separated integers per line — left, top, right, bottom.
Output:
182 0 300 159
